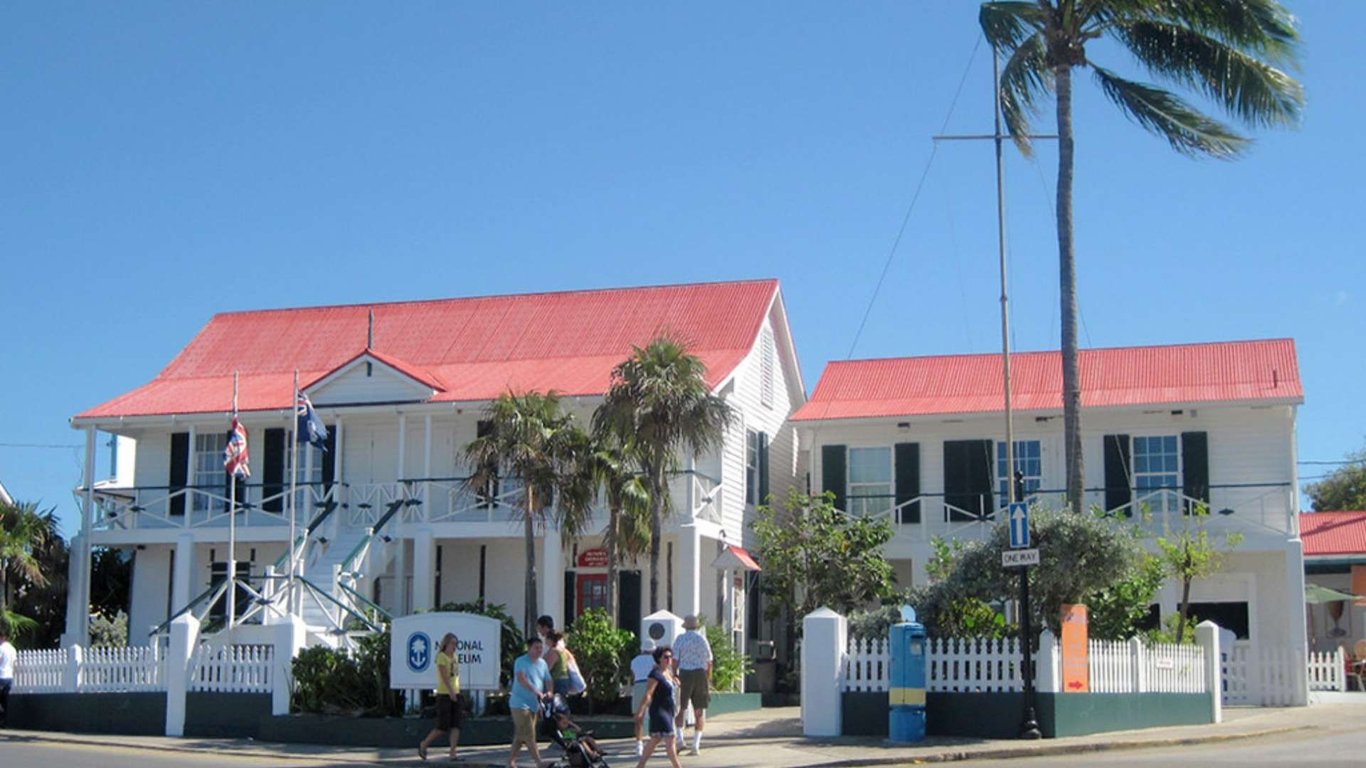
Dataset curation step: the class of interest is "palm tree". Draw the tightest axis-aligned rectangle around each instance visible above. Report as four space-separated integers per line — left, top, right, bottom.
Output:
593 336 733 612
1 500 54 638
465 391 594 635
980 1 1304 514
589 438 653 623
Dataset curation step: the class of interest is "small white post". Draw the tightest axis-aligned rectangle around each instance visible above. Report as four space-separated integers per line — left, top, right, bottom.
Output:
802 607 847 737
1130 637 1146 693
270 615 307 716
1196 620 1222 724
411 528 435 613
1036 630 1060 693
165 613 201 737
66 645 84 693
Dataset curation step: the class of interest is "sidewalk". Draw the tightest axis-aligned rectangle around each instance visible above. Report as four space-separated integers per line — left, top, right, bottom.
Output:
3 702 1360 767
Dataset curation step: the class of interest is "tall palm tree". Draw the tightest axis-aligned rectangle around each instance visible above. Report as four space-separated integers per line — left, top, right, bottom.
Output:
466 391 594 634
593 336 733 612
980 1 1304 514
589 437 653 623
1 500 53 637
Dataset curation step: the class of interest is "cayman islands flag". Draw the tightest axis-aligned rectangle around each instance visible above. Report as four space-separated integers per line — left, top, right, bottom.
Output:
224 417 251 478
296 393 330 451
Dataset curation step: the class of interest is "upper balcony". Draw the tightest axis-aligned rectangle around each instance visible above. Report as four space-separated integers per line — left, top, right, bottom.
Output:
87 469 726 536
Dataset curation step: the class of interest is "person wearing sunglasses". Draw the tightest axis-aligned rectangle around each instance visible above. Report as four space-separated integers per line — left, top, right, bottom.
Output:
634 646 681 768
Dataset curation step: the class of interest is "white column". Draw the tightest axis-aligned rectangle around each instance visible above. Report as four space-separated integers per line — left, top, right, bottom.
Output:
540 526 564 628
1196 620 1222 723
1284 538 1309 705
164 613 201 736
270 615 307 716
395 535 409 616
1036 630 1061 693
677 525 701 618
172 532 197 613
801 607 846 737
412 527 436 613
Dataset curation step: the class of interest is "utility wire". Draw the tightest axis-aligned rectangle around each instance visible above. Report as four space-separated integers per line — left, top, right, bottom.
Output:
846 33 983 359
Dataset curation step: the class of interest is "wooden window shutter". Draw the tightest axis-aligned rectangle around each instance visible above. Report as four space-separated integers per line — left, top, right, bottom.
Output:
821 444 846 511
757 432 770 505
169 432 189 516
1181 431 1210 514
1103 434 1132 514
321 429 337 489
262 428 285 513
894 442 921 524
943 440 992 520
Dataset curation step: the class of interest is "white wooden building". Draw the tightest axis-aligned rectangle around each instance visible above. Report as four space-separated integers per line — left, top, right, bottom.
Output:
790 339 1309 704
64 279 804 648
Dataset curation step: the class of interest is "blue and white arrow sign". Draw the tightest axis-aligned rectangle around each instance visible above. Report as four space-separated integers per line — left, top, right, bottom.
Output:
1008 502 1030 549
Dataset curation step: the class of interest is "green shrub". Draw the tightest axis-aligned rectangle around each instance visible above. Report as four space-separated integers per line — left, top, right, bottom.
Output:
291 629 402 716
703 619 751 693
440 599 524 688
567 608 635 708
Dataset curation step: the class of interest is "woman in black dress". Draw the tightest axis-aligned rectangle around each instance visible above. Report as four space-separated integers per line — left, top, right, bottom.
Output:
633 646 681 768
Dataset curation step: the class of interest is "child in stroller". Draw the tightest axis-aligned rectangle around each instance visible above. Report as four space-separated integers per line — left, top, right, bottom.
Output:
541 695 610 768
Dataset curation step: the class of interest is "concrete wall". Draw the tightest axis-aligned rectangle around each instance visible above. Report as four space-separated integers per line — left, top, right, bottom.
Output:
9 692 167 735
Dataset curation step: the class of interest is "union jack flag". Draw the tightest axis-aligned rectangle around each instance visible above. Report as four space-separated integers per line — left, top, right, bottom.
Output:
224 417 251 478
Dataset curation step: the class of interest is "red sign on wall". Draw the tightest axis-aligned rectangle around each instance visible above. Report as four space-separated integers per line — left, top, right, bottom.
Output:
1061 603 1090 693
577 548 609 568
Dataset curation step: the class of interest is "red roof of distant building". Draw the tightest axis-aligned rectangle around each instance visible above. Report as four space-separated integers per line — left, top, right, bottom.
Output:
1301 511 1366 557
78 280 780 419
791 338 1301 422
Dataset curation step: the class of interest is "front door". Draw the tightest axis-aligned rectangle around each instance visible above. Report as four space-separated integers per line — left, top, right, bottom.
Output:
577 573 609 618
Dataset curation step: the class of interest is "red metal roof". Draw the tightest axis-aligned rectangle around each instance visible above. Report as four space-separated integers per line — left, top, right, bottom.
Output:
78 280 779 419
791 338 1301 422
1301 511 1366 557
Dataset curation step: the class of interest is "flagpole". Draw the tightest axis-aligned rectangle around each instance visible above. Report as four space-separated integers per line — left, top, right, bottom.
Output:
228 370 239 631
289 370 301 617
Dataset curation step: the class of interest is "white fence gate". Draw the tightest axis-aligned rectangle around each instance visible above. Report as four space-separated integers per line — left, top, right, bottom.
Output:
189 644 275 693
1223 641 1308 706
1306 647 1345 692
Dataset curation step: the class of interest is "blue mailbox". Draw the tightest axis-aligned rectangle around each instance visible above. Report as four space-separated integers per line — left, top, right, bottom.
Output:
888 607 927 743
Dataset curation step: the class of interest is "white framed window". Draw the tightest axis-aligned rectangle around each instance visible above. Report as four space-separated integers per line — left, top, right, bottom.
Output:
193 433 228 512
1133 435 1180 515
746 430 760 506
760 327 775 408
847 446 893 517
996 440 1042 505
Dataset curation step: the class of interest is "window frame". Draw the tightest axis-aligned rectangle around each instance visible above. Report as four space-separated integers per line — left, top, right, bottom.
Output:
996 439 1043 506
193 432 228 512
1132 434 1182 515
846 445 894 517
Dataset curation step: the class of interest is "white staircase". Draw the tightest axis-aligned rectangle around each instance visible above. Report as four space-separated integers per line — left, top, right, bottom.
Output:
298 525 371 636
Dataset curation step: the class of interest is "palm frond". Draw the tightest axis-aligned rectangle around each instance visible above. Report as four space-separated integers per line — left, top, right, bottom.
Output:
1091 65 1248 158
1148 0 1299 63
998 31 1053 156
1116 20 1303 129
979 2 1048 51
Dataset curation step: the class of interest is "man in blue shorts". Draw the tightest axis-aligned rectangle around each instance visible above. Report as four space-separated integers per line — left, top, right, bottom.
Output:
508 636 552 768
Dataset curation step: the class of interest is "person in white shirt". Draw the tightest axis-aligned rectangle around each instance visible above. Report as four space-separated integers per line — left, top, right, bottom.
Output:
671 615 713 755
629 640 657 757
0 628 16 728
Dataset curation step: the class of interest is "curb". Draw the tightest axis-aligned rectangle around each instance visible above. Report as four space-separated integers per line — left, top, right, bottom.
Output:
0 732 393 764
803 725 1311 766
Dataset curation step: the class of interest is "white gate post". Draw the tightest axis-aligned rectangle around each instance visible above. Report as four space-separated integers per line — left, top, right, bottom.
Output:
1196 620 1221 724
1035 630 1060 693
165 613 201 737
270 614 307 716
65 645 84 692
802 607 846 737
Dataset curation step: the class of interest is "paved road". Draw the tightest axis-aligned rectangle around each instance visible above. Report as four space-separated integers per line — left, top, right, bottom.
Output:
0 738 362 768
959 728 1366 768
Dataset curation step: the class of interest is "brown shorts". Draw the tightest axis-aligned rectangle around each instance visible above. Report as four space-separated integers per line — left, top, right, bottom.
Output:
678 668 710 711
511 707 538 744
435 693 464 731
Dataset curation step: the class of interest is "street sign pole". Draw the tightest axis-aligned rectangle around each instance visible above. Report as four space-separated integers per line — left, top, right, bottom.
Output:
1019 562 1041 739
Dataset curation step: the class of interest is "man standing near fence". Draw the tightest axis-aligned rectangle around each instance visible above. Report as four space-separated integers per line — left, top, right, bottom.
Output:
672 615 712 756
0 628 16 728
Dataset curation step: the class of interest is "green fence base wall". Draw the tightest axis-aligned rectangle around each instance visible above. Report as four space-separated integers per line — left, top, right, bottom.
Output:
259 713 637 748
185 692 272 739
841 691 1213 739
708 692 763 716
9 692 166 736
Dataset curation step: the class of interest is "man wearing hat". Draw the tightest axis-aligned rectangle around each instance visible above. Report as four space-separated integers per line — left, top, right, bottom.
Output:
672 615 713 756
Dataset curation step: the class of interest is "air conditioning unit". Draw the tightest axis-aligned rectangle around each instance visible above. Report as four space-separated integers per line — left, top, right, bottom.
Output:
640 610 683 650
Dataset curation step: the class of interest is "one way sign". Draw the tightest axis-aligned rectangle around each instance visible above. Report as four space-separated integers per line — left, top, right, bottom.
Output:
1008 502 1030 549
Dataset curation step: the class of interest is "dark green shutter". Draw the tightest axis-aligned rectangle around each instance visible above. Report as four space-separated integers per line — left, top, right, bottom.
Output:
564 571 577 625
262 428 285 513
894 442 921 524
943 440 992 520
169 432 189 516
1181 431 1210 514
1104 434 1132 514
821 444 846 511
476 420 498 507
757 432 770 505
321 428 337 489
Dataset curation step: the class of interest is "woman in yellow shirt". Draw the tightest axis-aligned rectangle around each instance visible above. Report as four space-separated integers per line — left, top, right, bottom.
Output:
419 633 463 761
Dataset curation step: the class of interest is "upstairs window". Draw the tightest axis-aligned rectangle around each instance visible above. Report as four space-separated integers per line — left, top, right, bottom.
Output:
1133 435 1180 515
996 440 1042 505
193 433 228 512
745 430 770 506
847 446 892 517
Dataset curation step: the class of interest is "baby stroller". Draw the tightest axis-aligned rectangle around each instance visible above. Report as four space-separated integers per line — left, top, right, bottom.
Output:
540 695 611 768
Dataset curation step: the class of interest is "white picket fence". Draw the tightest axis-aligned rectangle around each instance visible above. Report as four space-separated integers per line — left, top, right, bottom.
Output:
1087 638 1205 694
15 645 164 693
927 636 1023 692
843 636 890 692
1306 647 1345 692
189 644 274 693
1224 642 1308 705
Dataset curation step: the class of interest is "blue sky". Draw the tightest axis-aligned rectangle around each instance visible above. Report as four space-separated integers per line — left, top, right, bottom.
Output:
2 2 1361 535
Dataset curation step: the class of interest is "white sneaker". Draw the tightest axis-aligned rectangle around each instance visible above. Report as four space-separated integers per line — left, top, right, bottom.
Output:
688 746 700 756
